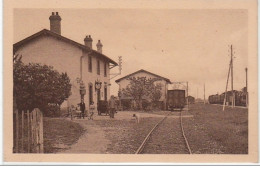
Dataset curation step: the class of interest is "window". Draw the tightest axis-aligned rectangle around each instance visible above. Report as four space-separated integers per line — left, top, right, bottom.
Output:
104 62 107 77
88 56 92 72
104 87 107 101
97 59 100 75
89 83 93 105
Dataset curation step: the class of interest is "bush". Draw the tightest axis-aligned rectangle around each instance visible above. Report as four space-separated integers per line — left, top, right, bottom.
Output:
121 99 132 110
43 104 61 117
13 56 71 114
142 99 150 110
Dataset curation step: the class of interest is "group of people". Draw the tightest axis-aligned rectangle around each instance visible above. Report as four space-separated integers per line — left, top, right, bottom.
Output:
77 95 117 120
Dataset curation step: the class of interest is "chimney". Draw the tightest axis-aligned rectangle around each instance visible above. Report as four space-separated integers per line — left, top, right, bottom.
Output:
96 40 103 53
49 12 62 35
84 35 93 49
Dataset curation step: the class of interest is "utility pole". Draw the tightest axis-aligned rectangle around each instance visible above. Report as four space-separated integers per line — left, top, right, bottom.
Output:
245 67 248 107
187 81 189 110
230 45 234 108
223 62 231 111
197 87 198 100
223 45 234 111
223 45 235 110
204 83 205 104
110 56 122 80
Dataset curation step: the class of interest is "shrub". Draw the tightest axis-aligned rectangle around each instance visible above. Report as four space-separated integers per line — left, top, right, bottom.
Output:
13 55 71 115
121 99 132 110
142 99 150 110
44 104 61 117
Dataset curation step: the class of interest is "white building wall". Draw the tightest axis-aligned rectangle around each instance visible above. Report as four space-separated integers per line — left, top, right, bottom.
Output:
15 36 111 112
117 71 168 102
15 36 82 80
81 53 110 110
15 36 82 109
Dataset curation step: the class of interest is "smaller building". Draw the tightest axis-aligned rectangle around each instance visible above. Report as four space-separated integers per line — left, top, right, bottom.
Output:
115 69 171 110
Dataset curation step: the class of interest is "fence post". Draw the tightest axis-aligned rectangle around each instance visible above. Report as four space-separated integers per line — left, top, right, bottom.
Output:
35 110 39 153
39 110 44 153
31 110 35 153
30 108 44 153
14 108 44 153
15 110 19 153
33 109 37 153
27 110 30 153
30 110 33 152
21 110 24 153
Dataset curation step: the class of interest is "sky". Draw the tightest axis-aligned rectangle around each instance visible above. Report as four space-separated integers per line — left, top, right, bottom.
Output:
14 9 248 99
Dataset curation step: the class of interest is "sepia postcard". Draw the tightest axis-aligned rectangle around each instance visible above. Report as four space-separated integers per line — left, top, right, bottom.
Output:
3 0 258 163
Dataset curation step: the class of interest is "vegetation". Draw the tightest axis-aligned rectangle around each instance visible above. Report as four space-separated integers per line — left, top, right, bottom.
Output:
121 77 162 110
43 118 85 153
149 83 162 102
185 103 248 154
13 55 71 116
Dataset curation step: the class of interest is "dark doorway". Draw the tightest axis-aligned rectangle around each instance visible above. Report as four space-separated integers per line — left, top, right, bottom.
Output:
89 84 93 105
104 87 107 101
97 89 101 104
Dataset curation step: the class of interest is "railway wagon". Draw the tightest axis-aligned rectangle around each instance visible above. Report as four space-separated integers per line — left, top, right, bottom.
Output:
233 91 247 106
208 94 220 104
208 95 213 104
167 89 186 111
236 91 247 106
208 90 247 106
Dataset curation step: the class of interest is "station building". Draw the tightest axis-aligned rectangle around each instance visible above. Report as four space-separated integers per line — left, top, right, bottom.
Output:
115 69 171 110
13 12 118 110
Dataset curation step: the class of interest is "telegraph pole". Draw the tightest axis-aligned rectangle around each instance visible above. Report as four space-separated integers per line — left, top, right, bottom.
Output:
197 87 198 100
204 83 205 104
187 81 189 110
110 56 122 80
223 45 233 111
223 61 231 111
230 45 234 108
245 67 248 107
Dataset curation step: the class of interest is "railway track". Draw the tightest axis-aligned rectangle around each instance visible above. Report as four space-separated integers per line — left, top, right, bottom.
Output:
135 111 192 154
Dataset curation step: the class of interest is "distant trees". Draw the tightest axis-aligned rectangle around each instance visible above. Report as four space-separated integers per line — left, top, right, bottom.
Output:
13 55 71 116
121 76 162 110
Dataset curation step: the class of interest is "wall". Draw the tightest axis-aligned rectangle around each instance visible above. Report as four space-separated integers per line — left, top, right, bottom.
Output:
81 52 110 110
117 71 168 102
15 35 111 111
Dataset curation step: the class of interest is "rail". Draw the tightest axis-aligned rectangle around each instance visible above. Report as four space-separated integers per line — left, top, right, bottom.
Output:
135 110 192 154
180 111 192 154
135 116 167 154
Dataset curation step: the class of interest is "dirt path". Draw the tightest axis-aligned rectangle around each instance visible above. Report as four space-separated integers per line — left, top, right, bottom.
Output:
62 119 110 153
59 110 194 154
59 112 166 154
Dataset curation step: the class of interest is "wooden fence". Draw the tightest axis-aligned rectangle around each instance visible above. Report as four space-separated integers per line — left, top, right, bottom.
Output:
13 108 44 153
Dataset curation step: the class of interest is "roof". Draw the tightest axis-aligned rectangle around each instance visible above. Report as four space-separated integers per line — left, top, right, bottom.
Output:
115 69 171 83
13 29 118 65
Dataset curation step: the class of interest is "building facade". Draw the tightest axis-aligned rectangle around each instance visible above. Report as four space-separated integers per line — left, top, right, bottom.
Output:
115 69 171 110
13 12 118 111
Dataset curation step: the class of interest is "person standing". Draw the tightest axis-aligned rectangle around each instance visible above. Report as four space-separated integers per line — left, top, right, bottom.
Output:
79 100 86 119
108 95 116 118
89 102 95 120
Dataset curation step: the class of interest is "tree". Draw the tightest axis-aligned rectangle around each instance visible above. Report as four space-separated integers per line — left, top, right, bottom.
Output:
121 76 161 110
149 83 163 103
13 55 72 115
